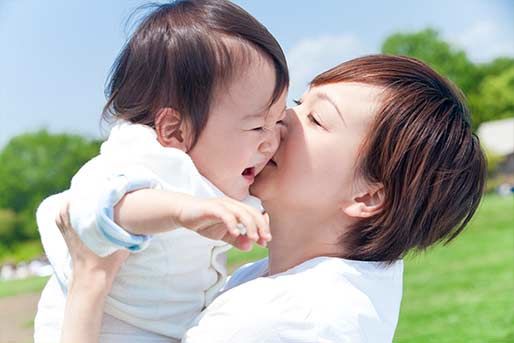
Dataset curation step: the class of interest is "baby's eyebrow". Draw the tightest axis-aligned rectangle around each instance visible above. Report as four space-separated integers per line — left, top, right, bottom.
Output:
243 112 264 120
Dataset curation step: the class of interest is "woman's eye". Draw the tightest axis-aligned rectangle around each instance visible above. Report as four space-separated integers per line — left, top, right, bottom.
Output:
307 114 322 127
293 99 302 105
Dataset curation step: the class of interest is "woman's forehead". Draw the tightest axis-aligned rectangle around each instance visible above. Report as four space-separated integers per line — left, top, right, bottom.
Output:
308 83 383 117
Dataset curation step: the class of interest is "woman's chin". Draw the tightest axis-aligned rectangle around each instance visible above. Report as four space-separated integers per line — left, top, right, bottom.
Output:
251 162 280 199
249 180 264 198
250 174 270 199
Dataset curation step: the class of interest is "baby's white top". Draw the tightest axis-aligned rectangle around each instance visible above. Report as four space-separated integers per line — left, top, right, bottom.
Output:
35 122 262 339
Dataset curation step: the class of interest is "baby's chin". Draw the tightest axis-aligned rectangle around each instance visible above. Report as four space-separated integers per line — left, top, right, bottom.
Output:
225 186 250 201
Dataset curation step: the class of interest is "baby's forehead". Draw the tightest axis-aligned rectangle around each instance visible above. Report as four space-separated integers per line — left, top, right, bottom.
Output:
213 35 273 85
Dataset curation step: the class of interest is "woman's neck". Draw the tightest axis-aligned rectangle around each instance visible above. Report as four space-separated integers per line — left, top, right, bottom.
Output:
266 207 345 276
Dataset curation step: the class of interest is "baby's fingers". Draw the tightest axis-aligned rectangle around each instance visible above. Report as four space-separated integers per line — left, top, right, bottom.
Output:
216 210 240 238
226 199 271 244
223 234 252 251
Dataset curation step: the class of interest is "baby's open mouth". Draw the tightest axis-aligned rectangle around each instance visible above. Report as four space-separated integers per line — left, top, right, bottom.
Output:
242 167 255 180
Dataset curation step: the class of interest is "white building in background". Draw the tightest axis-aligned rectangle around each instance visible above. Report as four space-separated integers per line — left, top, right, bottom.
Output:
477 118 514 156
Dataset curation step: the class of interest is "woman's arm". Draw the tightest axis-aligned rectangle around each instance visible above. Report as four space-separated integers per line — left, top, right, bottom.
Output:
56 201 129 343
61 269 112 343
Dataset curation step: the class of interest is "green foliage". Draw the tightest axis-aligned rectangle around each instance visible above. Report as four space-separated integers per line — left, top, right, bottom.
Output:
470 66 514 125
0 240 44 264
0 130 101 241
382 28 514 130
382 29 479 95
0 209 18 244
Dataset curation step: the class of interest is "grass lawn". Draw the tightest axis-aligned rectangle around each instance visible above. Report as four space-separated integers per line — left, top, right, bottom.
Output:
0 276 49 298
394 195 514 342
1 195 512 342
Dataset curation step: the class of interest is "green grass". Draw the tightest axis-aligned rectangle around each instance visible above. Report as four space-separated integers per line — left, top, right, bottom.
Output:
1 195 512 342
0 276 49 298
394 195 514 342
227 245 268 272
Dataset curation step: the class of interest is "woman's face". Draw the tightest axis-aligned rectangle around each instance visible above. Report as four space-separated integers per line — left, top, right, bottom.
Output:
251 82 383 215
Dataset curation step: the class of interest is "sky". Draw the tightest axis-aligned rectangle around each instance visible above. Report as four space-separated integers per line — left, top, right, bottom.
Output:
1 0 513 147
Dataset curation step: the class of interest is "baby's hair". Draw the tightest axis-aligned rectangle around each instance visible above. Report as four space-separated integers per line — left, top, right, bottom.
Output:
311 55 486 262
102 0 289 148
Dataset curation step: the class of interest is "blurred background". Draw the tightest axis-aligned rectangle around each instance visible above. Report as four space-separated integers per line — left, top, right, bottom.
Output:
1 0 513 342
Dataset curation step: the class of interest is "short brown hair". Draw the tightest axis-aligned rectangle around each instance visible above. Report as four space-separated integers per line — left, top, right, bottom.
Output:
103 0 289 147
311 55 486 262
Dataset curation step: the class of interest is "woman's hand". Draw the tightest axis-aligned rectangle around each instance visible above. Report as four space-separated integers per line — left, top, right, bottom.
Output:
56 199 129 343
56 200 129 290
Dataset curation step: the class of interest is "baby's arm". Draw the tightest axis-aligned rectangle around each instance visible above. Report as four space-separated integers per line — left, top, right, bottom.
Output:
68 163 270 256
111 188 271 247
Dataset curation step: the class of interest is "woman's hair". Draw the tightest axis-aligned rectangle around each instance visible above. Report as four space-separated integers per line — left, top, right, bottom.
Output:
311 55 486 262
103 0 289 148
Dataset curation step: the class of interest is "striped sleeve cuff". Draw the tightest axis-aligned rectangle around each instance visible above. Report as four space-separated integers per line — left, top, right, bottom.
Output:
95 167 162 253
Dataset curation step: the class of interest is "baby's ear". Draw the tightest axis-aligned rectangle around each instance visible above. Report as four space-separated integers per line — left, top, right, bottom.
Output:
154 108 191 151
341 183 384 219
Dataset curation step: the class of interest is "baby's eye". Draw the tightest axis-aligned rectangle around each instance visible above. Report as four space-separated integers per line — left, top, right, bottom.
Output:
293 99 302 105
251 126 265 131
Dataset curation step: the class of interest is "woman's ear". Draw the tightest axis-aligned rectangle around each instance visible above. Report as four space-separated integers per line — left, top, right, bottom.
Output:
154 108 191 151
342 183 384 219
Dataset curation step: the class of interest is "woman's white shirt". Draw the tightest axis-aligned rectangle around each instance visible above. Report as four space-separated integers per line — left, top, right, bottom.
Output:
183 256 403 343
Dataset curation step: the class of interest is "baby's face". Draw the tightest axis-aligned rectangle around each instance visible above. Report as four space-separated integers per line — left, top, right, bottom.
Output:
188 58 287 200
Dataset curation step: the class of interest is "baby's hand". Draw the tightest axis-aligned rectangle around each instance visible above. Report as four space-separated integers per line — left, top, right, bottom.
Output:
175 196 271 250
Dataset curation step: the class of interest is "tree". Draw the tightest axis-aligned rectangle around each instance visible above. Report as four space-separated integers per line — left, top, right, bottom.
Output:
0 130 101 239
0 209 18 244
381 28 479 96
469 66 514 126
382 29 514 129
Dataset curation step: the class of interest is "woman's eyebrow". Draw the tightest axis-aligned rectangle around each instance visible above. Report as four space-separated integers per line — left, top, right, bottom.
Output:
316 92 346 126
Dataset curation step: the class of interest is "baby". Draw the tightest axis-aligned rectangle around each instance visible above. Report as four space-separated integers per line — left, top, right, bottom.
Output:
33 1 288 342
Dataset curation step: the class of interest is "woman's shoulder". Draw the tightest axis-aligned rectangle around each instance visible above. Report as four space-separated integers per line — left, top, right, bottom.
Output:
300 257 404 342
235 256 403 342
222 257 269 292
190 257 403 342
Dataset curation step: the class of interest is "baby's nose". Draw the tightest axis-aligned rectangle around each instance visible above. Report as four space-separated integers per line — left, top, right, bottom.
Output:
258 127 280 155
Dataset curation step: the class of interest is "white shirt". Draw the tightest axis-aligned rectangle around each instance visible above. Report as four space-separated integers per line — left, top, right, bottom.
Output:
34 122 262 342
183 256 403 343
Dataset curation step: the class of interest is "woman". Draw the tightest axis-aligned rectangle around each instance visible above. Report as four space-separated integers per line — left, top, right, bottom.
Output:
54 55 486 342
